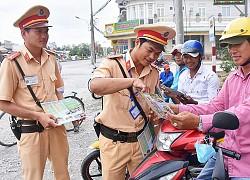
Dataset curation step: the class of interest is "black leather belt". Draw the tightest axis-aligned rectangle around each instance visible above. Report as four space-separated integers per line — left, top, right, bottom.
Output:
100 124 144 143
18 120 44 133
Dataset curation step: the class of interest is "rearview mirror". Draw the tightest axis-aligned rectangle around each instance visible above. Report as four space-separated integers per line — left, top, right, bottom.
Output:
212 111 239 130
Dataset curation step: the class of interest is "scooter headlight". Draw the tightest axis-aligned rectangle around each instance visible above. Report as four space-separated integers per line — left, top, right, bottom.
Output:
156 130 182 151
159 171 179 180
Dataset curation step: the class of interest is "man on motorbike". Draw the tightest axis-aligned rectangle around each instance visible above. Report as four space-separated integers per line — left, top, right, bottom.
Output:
166 40 219 104
168 44 187 103
166 17 250 179
159 64 174 102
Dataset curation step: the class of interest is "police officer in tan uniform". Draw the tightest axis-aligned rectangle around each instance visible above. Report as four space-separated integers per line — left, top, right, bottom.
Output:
90 25 176 180
0 5 69 180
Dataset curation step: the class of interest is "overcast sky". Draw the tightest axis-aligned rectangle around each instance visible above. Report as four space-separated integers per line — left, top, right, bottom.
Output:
0 0 119 47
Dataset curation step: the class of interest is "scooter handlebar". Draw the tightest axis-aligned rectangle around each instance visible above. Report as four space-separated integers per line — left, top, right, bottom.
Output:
214 145 241 160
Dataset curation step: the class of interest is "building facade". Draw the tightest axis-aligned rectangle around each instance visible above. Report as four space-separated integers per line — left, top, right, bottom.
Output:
105 0 249 59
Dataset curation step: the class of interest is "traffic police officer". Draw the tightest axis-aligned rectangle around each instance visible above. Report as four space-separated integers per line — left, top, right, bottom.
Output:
0 5 69 180
90 24 176 180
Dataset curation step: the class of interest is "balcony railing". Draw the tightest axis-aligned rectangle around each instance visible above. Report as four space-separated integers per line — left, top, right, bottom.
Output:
136 15 239 27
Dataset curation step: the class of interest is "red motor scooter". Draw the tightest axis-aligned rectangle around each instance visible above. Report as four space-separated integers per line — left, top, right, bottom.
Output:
129 111 241 180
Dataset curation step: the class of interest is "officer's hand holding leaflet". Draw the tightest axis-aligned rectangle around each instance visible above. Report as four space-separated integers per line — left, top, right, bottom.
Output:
132 78 148 92
36 112 58 128
148 110 161 125
138 89 175 125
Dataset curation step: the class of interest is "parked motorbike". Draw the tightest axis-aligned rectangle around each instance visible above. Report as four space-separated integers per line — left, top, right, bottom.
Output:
151 59 169 69
81 112 101 180
80 111 128 180
129 111 241 180
81 140 101 179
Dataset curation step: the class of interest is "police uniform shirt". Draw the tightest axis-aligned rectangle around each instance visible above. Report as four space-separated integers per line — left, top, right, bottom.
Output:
0 45 63 113
93 50 160 132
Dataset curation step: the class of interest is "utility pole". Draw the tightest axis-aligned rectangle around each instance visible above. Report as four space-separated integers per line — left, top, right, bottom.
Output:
209 16 216 72
245 0 248 17
90 0 96 65
175 0 184 44
77 0 111 66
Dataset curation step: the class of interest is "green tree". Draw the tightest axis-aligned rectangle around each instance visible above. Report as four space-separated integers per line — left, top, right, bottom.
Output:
56 43 91 59
78 43 91 57
220 47 238 73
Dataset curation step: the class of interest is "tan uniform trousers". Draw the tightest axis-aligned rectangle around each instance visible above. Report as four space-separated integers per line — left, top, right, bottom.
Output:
18 125 69 180
99 133 143 180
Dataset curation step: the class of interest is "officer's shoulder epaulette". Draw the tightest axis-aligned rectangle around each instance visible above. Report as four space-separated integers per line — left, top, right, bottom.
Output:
6 51 21 60
151 63 161 71
106 54 123 60
45 49 57 55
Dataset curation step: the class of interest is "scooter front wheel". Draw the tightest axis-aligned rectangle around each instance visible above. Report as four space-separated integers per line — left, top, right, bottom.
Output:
81 149 102 179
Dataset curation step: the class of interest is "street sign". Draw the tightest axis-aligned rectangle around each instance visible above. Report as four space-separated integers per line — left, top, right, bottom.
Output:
105 19 140 35
209 16 215 43
214 0 245 5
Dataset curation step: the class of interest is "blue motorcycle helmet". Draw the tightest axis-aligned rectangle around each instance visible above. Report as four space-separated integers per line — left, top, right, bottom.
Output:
181 40 204 60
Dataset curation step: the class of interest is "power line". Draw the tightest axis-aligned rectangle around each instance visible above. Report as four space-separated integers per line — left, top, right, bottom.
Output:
93 0 112 16
94 25 105 36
